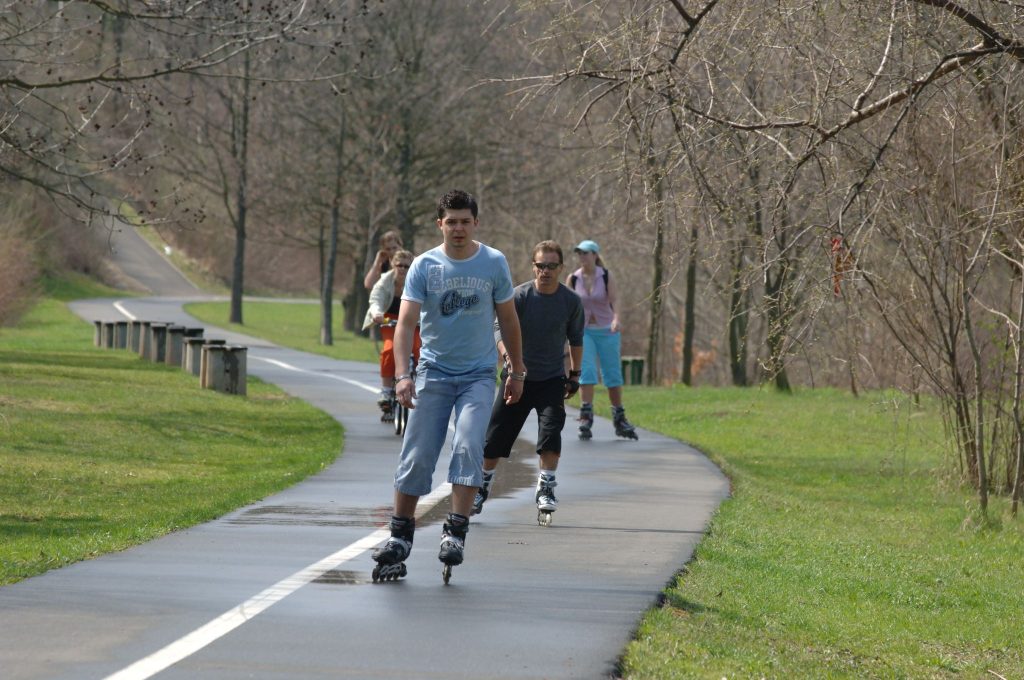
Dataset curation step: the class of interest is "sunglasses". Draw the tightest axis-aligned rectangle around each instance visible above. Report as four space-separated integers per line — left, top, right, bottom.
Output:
533 262 561 271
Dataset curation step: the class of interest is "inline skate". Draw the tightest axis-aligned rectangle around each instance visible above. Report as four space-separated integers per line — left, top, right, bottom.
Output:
535 473 557 527
378 388 394 423
371 516 413 582
612 405 639 440
438 513 469 584
471 471 494 516
578 402 594 440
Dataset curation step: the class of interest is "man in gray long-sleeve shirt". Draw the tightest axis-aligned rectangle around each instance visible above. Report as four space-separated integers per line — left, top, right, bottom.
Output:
473 240 584 525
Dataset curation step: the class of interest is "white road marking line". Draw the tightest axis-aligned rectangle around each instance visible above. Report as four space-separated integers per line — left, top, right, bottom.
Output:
103 302 454 677
252 356 379 394
104 482 453 680
103 349 452 679
114 301 136 320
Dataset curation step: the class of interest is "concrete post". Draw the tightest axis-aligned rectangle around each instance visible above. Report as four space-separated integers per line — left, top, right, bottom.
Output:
184 337 207 376
102 321 116 348
114 321 129 349
138 321 152 359
225 346 248 396
165 326 185 366
93 321 103 347
128 321 142 352
201 344 228 391
148 323 168 363
199 339 227 383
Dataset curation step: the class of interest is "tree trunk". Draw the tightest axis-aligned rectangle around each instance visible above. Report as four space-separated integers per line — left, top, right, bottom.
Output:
764 265 792 392
321 109 345 346
728 245 749 386
963 284 988 513
396 108 415 246
1013 266 1024 516
229 49 251 326
646 164 666 385
681 222 698 385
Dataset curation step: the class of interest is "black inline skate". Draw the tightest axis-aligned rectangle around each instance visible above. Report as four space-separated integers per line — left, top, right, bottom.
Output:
578 402 594 440
372 516 413 582
535 473 558 527
438 513 469 584
612 405 639 440
471 471 494 516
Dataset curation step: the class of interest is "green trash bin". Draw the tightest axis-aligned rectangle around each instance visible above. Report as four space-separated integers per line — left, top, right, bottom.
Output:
621 356 644 385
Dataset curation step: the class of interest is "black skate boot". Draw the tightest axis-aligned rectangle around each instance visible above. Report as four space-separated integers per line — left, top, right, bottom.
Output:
378 388 394 423
438 513 469 584
578 402 594 440
535 473 558 527
471 471 494 516
612 405 639 440
372 516 414 582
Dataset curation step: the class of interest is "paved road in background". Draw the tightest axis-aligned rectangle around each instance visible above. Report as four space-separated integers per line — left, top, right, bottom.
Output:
0 234 729 679
98 215 201 296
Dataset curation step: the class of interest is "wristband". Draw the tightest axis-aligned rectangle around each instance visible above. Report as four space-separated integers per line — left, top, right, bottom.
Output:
569 370 581 378
395 374 413 384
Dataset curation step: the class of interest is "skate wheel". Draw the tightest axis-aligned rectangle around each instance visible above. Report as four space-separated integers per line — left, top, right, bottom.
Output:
372 562 406 583
537 511 553 527
442 564 452 585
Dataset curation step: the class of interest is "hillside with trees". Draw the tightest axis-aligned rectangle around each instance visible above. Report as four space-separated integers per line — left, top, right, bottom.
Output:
4 0 1024 509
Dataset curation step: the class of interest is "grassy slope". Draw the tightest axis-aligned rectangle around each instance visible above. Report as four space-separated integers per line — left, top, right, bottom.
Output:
598 386 1024 678
0 278 342 585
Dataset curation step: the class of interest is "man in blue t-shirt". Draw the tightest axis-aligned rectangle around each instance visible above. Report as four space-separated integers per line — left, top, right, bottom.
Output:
371 189 526 582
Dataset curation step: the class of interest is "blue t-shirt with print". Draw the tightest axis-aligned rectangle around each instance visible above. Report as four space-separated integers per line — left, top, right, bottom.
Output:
402 243 514 375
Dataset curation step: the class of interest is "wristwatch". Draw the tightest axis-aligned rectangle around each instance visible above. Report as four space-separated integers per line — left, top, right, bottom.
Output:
509 370 527 382
395 374 413 383
569 370 581 378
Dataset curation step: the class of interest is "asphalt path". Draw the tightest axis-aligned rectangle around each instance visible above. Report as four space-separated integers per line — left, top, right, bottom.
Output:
1 236 729 679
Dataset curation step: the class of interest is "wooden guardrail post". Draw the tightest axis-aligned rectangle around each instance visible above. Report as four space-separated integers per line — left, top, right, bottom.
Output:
165 326 185 366
147 323 168 363
102 322 115 348
225 346 247 396
138 321 152 358
200 344 247 395
93 321 103 347
184 337 206 375
199 340 227 385
128 321 141 352
114 321 128 349
201 344 227 391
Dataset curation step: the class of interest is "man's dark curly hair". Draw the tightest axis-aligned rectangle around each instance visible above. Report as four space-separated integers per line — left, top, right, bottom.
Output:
437 189 478 219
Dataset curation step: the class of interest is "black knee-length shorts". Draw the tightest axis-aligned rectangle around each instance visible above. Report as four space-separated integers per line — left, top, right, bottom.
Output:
484 377 567 459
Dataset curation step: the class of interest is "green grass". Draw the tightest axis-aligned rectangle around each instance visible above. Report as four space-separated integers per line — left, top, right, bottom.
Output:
0 279 342 585
185 300 379 363
8 288 1023 677
593 386 1024 679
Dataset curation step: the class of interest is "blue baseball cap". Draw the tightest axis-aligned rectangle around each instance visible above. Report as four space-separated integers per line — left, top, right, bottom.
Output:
573 239 600 253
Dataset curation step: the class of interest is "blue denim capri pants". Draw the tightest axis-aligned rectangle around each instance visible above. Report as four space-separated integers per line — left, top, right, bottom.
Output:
580 327 624 388
393 364 496 497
